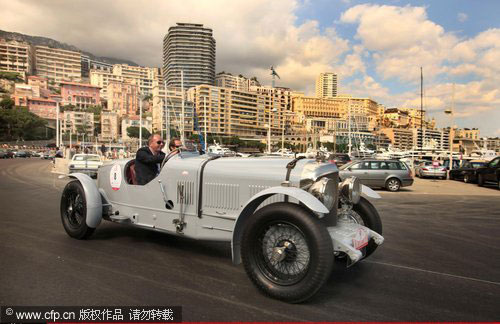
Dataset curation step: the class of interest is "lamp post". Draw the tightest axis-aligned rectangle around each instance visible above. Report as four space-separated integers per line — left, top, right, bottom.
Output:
56 101 60 148
204 95 208 152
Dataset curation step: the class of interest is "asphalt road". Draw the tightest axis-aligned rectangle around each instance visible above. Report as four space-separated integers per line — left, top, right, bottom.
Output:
0 158 499 321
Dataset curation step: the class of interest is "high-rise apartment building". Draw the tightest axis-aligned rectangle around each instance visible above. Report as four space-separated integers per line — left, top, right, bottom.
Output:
315 72 338 98
0 38 34 78
163 23 216 89
215 73 259 92
34 45 82 85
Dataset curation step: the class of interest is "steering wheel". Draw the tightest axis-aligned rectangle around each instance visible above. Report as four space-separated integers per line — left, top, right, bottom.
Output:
160 149 179 169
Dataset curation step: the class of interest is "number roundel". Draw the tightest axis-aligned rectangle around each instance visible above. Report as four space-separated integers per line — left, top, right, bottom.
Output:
110 164 122 191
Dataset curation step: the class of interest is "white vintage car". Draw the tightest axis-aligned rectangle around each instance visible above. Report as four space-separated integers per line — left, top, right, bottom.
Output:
60 148 384 303
68 154 103 178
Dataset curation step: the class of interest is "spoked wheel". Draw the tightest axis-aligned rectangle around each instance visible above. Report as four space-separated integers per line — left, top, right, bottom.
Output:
61 180 95 239
241 203 333 303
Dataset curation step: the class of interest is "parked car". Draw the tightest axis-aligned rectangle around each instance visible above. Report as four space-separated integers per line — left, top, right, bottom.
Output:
449 160 488 183
476 156 500 189
442 159 461 170
327 153 351 167
69 154 103 178
60 151 385 303
15 150 30 158
0 150 7 159
339 159 413 192
414 161 447 179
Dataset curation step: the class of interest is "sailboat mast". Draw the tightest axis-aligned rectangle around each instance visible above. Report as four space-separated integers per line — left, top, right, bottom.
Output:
420 67 423 152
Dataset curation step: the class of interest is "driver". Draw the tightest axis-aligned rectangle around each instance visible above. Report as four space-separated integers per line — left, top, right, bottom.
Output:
135 134 166 185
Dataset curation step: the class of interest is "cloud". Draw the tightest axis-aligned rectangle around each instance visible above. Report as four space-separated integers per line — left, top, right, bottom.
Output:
457 13 468 23
340 4 458 83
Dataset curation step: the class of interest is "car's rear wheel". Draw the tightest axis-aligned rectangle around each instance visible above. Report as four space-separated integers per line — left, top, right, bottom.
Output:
60 180 95 239
241 203 333 303
385 178 401 192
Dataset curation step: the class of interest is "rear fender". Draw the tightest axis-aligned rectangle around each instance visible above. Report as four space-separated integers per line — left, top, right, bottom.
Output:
231 186 328 265
67 173 102 228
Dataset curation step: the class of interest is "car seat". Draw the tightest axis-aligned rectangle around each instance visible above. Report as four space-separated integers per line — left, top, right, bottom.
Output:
125 160 138 185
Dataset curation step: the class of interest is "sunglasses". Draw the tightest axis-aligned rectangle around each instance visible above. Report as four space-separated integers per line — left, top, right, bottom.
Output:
156 141 165 145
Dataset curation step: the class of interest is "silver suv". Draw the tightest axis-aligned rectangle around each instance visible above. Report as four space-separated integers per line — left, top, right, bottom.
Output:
339 159 414 192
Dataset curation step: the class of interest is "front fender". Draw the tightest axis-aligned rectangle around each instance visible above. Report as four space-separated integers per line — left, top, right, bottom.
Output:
67 173 102 228
231 186 328 265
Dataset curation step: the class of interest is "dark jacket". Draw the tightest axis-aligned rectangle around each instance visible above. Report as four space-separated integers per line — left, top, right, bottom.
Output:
135 147 166 185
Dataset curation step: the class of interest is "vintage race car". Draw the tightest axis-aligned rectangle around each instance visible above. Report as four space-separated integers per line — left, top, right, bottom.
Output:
60 149 384 303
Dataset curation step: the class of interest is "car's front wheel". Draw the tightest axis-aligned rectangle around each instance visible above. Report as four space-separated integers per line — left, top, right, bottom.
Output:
241 203 333 303
60 180 95 239
464 174 470 183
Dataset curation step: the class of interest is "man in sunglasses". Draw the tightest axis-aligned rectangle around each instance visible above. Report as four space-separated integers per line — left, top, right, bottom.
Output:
135 133 166 185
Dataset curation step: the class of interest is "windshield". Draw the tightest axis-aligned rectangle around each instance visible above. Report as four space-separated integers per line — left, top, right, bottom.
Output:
471 162 486 168
74 155 101 162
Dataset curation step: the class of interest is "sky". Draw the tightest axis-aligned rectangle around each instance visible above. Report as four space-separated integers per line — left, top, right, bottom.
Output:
1 0 499 136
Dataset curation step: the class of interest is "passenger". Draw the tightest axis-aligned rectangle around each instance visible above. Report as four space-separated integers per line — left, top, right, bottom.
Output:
168 138 182 156
135 134 166 185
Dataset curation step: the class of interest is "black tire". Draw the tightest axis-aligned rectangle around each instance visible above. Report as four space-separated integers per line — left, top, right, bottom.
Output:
464 174 470 183
60 180 95 239
385 178 401 192
241 202 333 303
350 197 383 258
478 174 485 187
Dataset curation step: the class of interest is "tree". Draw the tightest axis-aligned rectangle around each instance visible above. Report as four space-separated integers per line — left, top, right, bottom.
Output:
127 126 151 139
0 71 23 82
0 107 47 140
0 96 15 109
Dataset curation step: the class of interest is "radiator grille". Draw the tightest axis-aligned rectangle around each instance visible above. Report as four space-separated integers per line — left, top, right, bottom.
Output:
177 181 195 205
204 183 240 210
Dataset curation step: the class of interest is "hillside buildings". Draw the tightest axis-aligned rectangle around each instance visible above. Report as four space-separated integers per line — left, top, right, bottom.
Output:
0 39 34 78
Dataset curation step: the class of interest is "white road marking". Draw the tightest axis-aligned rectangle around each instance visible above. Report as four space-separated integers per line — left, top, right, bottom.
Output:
366 260 500 286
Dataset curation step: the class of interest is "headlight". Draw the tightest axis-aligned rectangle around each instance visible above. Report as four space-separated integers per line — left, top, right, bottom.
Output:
339 176 361 204
308 177 336 210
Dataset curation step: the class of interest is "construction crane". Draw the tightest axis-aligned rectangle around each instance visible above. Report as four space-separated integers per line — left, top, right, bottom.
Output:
270 66 280 88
